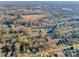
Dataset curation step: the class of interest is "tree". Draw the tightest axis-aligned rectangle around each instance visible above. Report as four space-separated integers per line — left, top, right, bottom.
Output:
3 31 9 40
29 39 34 48
22 35 28 45
17 33 22 43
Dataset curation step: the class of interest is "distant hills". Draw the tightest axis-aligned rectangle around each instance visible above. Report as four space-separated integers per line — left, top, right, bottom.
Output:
0 1 79 9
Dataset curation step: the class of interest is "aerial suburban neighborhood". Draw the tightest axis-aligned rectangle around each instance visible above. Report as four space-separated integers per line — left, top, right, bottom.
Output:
0 1 79 57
